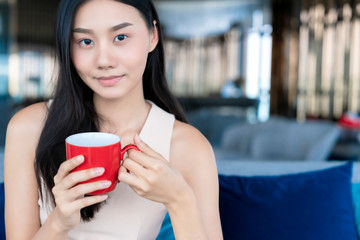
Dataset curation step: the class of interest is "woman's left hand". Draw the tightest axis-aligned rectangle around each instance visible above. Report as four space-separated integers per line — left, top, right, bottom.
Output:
118 134 191 205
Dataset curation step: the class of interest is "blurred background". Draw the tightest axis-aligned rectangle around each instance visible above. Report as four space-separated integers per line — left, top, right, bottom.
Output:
0 0 360 162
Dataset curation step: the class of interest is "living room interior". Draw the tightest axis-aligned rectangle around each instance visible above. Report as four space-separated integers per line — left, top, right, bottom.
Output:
0 0 359 239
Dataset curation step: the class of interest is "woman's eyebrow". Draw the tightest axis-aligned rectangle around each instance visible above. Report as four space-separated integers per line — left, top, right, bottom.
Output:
72 28 93 34
72 22 133 34
111 22 133 32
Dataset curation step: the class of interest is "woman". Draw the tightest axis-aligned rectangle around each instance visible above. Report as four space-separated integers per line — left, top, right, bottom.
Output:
4 0 223 239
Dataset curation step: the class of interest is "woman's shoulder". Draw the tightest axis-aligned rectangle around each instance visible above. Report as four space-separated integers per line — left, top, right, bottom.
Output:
171 120 215 164
7 102 48 139
5 102 48 168
172 120 209 146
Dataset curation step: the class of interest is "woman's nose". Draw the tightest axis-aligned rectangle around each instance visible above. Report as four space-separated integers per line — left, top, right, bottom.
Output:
96 43 116 70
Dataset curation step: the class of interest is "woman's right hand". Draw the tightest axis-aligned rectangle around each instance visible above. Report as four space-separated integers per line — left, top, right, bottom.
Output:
51 155 110 233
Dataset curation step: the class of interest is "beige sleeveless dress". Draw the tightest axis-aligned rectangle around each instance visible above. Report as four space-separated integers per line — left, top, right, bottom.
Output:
38 101 175 240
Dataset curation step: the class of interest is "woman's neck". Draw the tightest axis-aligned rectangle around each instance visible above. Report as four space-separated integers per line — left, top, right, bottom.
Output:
93 95 151 137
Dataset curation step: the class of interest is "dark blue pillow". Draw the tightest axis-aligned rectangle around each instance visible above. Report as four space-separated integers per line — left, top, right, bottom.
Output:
219 163 358 240
0 182 5 240
353 183 360 238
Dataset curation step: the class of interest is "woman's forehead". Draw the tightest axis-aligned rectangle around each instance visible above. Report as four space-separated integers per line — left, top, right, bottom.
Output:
73 0 144 28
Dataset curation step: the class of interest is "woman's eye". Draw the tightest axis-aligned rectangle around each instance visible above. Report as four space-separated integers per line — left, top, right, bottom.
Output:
80 39 94 46
114 35 127 42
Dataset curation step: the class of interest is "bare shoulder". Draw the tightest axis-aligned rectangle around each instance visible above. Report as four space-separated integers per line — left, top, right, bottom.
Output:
171 120 212 153
7 102 48 138
170 120 216 173
5 102 48 162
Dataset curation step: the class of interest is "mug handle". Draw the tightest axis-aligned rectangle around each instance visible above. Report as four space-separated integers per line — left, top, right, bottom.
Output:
120 144 139 159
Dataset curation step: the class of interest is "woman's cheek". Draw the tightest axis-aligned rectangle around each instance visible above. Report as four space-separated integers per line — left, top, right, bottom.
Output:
123 42 150 72
72 50 93 73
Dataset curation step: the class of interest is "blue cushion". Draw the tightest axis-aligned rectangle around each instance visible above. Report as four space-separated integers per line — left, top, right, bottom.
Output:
0 182 4 240
219 162 358 240
353 183 360 238
156 213 174 240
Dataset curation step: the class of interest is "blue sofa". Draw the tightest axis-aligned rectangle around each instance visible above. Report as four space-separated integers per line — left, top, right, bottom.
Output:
217 117 341 161
157 160 360 240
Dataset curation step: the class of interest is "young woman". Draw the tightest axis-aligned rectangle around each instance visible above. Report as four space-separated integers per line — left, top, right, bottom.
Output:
4 0 223 239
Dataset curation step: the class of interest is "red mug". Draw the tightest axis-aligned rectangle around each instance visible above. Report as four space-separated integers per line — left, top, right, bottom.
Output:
65 132 139 195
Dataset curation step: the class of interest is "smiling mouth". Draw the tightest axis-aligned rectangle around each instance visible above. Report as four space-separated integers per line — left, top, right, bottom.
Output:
96 75 123 80
96 75 124 87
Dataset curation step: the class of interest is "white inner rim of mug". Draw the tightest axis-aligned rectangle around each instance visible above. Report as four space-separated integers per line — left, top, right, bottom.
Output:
66 132 120 147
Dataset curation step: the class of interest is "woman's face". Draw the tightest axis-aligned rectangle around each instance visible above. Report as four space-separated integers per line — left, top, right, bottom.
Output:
71 0 158 101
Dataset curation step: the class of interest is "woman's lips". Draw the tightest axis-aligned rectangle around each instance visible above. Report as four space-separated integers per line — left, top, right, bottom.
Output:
96 76 123 87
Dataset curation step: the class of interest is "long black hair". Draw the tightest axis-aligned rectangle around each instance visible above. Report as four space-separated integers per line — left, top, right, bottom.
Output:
35 0 187 222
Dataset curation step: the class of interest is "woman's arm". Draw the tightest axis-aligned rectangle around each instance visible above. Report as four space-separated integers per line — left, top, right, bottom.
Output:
169 122 223 240
119 123 223 240
4 103 47 239
5 103 69 240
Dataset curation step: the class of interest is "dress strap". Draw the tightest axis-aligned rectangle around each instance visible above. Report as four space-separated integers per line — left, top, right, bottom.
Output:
139 101 175 161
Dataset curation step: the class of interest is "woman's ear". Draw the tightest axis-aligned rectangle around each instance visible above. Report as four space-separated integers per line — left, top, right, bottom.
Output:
149 20 159 53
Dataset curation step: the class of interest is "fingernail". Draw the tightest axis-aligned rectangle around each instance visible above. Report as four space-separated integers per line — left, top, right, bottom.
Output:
76 155 84 163
101 195 108 200
95 168 105 175
102 181 112 187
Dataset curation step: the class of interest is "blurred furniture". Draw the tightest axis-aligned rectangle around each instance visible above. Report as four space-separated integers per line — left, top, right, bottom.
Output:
0 150 3 182
0 98 11 146
217 117 340 161
329 127 360 161
180 97 259 147
217 160 360 240
328 113 360 161
0 182 3 239
178 97 259 113
157 161 360 240
186 108 252 147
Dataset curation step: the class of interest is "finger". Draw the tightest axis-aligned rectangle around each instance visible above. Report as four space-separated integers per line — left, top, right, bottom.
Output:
62 167 105 189
122 158 147 175
118 170 142 187
70 180 112 198
54 155 84 184
71 194 108 211
119 165 128 174
134 134 163 160
117 165 128 183
127 150 155 169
